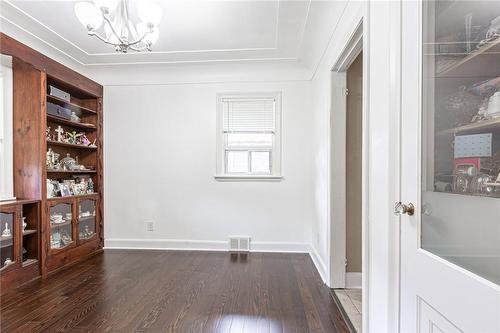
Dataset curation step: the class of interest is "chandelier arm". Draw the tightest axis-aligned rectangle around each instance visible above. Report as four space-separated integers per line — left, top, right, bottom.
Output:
90 31 124 46
102 13 126 45
128 32 151 46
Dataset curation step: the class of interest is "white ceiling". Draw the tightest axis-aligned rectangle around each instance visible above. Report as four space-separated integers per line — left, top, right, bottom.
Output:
1 0 316 66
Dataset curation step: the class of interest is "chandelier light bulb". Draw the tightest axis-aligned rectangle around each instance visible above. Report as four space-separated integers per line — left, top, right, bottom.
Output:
75 2 103 30
137 22 159 45
137 0 163 26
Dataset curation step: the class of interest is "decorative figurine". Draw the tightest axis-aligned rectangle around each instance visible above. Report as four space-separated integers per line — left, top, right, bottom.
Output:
47 179 55 198
46 126 52 141
89 138 97 148
22 217 27 231
61 153 78 171
55 125 64 142
87 178 94 193
46 148 61 169
4 258 13 266
81 135 91 146
70 111 80 123
2 222 11 237
66 131 83 145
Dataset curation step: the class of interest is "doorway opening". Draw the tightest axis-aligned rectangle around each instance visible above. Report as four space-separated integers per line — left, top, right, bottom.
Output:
328 20 364 333
334 51 363 333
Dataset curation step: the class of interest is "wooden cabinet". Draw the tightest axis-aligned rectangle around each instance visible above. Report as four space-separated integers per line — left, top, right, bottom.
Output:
0 200 40 291
44 195 101 273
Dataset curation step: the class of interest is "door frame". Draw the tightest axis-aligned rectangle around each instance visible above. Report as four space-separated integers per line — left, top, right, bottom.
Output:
329 20 364 291
327 2 404 331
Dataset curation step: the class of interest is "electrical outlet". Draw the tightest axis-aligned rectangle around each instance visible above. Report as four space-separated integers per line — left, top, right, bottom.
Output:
146 221 155 232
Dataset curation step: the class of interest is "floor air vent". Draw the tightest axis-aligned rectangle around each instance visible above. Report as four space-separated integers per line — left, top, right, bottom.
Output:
229 236 250 252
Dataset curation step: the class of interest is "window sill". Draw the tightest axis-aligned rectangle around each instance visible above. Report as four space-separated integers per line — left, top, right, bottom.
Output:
214 175 283 182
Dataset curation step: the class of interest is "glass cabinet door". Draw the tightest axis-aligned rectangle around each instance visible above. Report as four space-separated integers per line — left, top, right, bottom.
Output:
49 203 74 250
0 212 16 270
422 1 500 284
78 199 96 241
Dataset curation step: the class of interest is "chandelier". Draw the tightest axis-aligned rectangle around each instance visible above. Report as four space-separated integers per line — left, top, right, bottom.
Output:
74 0 162 53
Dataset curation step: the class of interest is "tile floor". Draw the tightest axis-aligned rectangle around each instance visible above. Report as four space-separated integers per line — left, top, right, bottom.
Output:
334 288 362 333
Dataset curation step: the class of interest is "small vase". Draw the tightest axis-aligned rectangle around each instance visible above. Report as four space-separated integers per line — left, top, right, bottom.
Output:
22 217 27 231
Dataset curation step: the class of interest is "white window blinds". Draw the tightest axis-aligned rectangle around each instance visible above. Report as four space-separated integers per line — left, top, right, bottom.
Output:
222 98 275 133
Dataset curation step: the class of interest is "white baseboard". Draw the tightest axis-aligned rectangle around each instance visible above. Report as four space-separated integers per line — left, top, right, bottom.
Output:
104 238 328 284
346 272 362 289
104 238 310 253
104 238 327 284
308 244 328 284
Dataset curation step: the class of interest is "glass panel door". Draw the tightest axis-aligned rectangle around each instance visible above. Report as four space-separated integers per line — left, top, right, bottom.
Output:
78 199 96 241
0 212 16 269
422 0 500 284
49 202 74 250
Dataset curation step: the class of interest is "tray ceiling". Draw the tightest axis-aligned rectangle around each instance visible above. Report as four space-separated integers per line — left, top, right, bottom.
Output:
1 0 313 66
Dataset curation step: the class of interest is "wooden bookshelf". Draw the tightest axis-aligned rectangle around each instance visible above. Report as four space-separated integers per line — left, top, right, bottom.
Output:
1 32 103 287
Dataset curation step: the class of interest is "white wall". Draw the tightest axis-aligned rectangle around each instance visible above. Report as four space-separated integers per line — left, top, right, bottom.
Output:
103 80 315 252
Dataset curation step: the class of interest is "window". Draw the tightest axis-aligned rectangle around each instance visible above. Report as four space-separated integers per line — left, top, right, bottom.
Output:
216 92 282 180
0 55 14 200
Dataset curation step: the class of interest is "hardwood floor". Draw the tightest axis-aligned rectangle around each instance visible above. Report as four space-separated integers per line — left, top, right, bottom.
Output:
0 250 349 333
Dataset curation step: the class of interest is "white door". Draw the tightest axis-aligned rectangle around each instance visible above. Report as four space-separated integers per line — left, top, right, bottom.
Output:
400 1 500 332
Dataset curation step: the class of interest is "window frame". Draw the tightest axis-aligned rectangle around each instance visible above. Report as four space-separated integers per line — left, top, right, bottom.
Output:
215 92 282 181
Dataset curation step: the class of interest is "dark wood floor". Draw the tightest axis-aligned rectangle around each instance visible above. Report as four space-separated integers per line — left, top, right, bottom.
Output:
0 250 349 333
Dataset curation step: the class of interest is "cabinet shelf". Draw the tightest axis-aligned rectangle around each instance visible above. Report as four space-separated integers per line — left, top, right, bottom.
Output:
78 216 96 222
23 230 37 236
0 235 13 241
22 259 38 268
436 38 500 78
50 220 72 228
47 140 97 150
51 241 75 251
47 95 97 115
438 118 500 135
46 114 96 130
47 169 97 174
47 193 98 202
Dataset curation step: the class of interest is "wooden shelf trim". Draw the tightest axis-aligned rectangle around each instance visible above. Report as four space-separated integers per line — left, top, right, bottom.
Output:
0 199 40 207
47 114 96 130
47 94 97 114
47 140 97 150
47 193 99 202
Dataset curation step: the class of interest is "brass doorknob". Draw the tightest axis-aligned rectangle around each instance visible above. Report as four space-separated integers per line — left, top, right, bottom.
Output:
394 202 415 216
